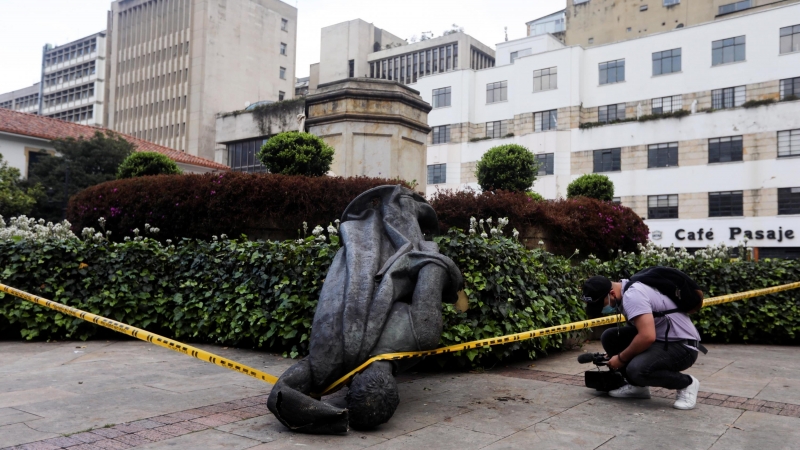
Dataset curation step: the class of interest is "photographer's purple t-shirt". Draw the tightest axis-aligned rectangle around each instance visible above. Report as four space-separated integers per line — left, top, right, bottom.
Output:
620 280 701 343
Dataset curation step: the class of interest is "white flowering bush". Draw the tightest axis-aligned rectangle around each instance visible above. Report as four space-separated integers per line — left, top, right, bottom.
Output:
0 216 77 242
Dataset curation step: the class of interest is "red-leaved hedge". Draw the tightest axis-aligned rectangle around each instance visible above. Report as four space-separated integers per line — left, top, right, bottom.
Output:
429 189 648 257
67 173 411 241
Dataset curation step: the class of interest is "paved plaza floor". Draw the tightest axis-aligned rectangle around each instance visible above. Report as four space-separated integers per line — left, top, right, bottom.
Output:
1 339 799 449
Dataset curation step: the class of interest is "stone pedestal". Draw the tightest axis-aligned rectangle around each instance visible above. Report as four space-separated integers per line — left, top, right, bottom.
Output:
305 78 432 193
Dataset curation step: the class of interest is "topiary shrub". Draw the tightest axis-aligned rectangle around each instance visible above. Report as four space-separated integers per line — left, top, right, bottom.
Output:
526 191 544 202
67 173 411 241
257 132 334 177
567 174 614 201
476 144 537 192
429 189 648 257
117 152 182 179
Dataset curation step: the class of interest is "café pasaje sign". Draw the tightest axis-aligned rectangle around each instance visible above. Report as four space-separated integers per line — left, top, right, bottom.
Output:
673 227 794 242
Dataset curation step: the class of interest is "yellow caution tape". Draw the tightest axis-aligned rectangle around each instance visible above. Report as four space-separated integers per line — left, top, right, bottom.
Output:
318 280 800 395
2 280 800 396
0 283 278 385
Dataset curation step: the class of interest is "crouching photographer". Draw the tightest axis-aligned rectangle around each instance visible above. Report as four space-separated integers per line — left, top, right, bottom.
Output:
582 267 708 410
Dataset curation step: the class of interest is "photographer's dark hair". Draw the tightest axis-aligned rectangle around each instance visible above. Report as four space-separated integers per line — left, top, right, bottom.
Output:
345 364 400 429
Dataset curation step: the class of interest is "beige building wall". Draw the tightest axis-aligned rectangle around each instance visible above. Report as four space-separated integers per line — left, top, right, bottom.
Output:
565 0 800 48
106 0 297 161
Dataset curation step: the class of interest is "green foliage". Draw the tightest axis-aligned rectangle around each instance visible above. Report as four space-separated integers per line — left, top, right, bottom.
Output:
579 109 690 129
117 152 182 179
742 99 776 108
24 131 134 222
567 174 614 201
257 132 334 177
0 154 44 218
526 191 544 202
476 144 538 192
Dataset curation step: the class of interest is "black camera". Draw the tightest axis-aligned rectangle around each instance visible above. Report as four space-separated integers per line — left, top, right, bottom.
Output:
578 352 627 392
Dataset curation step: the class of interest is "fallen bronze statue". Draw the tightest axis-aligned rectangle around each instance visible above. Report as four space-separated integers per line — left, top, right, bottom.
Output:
267 185 463 434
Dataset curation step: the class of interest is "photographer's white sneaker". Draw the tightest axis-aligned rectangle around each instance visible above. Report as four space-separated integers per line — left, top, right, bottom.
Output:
673 375 700 410
609 383 651 399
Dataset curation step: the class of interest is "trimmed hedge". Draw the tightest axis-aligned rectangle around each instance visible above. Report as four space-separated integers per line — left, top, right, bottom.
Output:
1 222 799 366
430 189 648 257
67 174 411 241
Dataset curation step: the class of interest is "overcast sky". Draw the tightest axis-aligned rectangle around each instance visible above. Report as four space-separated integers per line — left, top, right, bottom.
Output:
0 0 564 94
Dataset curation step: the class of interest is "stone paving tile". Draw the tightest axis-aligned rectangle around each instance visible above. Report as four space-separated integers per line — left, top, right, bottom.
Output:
69 432 105 444
190 413 239 427
111 423 148 434
112 434 151 447
132 430 172 442
173 420 208 432
9 442 62 450
90 439 131 450
40 437 84 448
89 429 126 439
68 445 103 450
127 421 162 430
152 425 191 437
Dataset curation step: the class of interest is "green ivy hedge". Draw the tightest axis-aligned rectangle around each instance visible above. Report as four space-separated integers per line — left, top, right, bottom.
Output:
1 223 799 367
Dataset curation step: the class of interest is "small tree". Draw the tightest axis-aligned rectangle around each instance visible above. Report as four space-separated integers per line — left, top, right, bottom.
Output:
567 174 615 201
257 132 334 177
24 131 134 222
117 152 182 179
476 144 538 192
0 154 44 218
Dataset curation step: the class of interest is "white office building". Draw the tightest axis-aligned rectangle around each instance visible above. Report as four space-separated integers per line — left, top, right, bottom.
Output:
410 4 800 257
41 32 107 125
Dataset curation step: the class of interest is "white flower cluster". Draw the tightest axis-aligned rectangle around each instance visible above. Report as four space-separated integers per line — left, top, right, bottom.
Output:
468 216 514 240
0 216 77 242
629 241 735 263
312 225 326 242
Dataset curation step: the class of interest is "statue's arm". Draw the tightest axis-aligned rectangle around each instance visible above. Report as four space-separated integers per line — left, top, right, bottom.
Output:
408 263 449 350
267 358 349 434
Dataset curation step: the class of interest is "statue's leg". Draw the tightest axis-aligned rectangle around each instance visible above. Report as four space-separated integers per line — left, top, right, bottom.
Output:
409 263 449 349
267 358 349 434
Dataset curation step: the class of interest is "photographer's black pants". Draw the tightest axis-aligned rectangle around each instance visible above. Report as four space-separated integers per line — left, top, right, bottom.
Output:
601 326 697 390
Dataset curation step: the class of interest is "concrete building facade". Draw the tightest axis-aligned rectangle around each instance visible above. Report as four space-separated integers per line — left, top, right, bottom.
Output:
565 0 800 48
41 32 107 126
410 3 800 257
105 0 297 161
0 84 41 116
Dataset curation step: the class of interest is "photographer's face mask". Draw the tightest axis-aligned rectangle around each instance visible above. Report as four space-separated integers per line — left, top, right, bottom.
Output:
601 294 619 315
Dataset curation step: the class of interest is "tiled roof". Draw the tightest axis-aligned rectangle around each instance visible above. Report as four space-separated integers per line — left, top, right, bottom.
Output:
0 108 229 171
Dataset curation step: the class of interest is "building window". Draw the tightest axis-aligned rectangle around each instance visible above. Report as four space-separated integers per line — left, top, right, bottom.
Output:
708 136 743 163
228 138 269 173
780 76 800 100
712 36 746 66
781 25 800 54
486 121 508 139
432 125 451 144
648 143 679 168
427 164 446 184
533 67 557 92
486 81 508 103
280 43 287 55
432 87 451 108
779 129 800 157
534 110 557 131
709 191 743 217
648 195 679 219
535 153 554 175
652 48 681 75
663 0 680 5
599 59 625 85
279 67 286 79
281 18 288 31
593 148 621 172
718 0 750 15
778 187 800 215
651 95 682 114
598 103 626 123
278 91 285 101
510 48 532 63
711 86 745 109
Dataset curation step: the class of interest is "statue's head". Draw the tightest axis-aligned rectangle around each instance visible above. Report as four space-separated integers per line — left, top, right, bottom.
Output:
345 363 399 430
